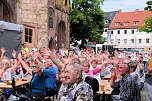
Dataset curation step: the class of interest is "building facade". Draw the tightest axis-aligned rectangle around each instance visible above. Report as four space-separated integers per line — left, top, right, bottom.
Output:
0 0 70 50
103 11 117 44
108 10 152 51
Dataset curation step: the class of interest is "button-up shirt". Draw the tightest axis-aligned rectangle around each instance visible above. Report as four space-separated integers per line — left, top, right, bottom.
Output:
58 80 93 101
111 74 140 101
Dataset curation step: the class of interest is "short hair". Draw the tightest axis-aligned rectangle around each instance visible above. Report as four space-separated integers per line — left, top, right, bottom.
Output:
2 58 11 66
118 59 130 71
91 59 97 64
127 60 137 71
66 62 84 78
72 58 80 64
82 61 90 67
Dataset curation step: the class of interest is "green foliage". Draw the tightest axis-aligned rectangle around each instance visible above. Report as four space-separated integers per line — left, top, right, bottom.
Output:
144 0 152 11
139 16 152 33
70 0 105 45
139 0 152 33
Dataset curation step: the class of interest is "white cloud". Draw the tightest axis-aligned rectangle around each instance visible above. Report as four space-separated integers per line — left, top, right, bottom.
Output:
100 0 148 12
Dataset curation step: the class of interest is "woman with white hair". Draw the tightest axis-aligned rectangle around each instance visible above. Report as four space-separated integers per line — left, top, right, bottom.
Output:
58 62 93 101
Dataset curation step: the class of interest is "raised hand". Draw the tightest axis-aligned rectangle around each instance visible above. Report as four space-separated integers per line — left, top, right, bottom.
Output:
44 48 51 57
1 47 6 54
12 50 16 58
110 67 116 76
18 53 22 60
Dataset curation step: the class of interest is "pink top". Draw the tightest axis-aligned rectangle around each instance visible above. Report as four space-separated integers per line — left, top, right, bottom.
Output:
86 67 101 77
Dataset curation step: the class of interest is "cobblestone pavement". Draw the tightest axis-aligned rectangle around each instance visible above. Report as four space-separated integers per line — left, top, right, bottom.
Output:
141 84 148 101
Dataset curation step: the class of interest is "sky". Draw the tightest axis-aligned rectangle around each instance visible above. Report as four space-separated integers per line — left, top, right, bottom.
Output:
100 0 149 12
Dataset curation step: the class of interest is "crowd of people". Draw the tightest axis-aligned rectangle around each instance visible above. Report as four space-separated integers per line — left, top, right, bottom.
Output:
0 43 152 101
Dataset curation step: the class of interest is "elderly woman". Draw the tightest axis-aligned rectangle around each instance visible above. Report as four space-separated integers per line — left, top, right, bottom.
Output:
58 63 93 101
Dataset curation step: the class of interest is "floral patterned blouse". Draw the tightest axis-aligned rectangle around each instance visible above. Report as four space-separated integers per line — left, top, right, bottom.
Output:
58 80 93 101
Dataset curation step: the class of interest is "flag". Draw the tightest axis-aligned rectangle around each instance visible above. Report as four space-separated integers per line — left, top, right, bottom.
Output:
58 0 61 6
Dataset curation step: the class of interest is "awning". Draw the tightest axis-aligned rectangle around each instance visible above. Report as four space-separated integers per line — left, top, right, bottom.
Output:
115 45 134 48
0 21 23 32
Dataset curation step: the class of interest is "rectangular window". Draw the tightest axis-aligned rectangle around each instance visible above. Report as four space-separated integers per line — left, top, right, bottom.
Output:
111 31 113 34
133 21 138 25
124 39 127 44
124 22 128 26
117 39 120 44
131 30 134 34
124 30 127 34
115 22 119 26
146 38 150 43
131 39 134 43
118 30 120 34
23 26 36 47
138 39 141 43
104 29 108 32
25 28 33 43
111 39 114 44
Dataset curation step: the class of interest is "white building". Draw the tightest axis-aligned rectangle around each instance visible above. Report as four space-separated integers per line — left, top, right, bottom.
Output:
108 10 152 51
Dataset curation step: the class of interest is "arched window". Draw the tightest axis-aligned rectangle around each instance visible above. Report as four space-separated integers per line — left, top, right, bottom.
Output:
48 8 54 28
0 0 12 22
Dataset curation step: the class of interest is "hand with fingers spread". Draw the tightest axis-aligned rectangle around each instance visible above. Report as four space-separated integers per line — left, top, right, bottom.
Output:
1 47 6 54
44 48 56 58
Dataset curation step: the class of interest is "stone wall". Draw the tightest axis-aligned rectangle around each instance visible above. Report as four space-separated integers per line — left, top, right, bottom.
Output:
14 0 70 49
16 0 48 48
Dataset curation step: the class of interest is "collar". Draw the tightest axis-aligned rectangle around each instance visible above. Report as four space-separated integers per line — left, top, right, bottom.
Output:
122 74 130 82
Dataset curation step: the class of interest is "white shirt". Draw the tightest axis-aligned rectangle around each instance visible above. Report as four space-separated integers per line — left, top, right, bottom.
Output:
2 68 12 81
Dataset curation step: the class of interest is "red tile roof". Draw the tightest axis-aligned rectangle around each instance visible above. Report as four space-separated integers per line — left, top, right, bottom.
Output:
109 10 152 29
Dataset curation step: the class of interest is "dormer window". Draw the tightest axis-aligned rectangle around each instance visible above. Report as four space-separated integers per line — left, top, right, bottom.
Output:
124 22 128 26
133 21 139 25
105 20 108 24
115 22 119 26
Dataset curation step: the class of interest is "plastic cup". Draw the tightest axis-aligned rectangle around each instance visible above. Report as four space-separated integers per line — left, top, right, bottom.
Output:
16 78 19 81
5 80 9 85
100 84 105 91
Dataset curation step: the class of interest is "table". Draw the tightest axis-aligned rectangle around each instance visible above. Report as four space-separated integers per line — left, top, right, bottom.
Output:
97 80 113 101
103 74 111 80
0 78 31 89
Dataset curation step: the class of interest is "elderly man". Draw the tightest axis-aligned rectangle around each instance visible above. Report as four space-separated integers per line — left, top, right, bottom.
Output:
110 60 140 101
58 62 93 101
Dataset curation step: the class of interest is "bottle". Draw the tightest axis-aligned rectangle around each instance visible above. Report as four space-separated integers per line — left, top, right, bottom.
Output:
12 78 15 89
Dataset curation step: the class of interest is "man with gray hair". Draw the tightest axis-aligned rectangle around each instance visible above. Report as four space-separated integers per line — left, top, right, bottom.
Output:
110 60 140 101
58 62 93 101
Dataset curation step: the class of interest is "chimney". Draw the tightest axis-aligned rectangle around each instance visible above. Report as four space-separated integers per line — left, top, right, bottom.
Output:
118 9 122 13
135 9 139 14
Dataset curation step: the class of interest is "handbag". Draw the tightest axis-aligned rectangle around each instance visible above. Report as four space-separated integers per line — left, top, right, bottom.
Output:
30 92 44 101
30 74 46 100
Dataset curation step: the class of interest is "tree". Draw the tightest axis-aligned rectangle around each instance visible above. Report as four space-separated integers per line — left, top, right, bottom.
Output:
139 0 152 32
70 0 105 47
144 0 152 11
139 17 152 33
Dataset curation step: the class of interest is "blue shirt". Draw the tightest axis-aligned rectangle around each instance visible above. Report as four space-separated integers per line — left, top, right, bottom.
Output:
42 66 57 90
31 72 46 95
